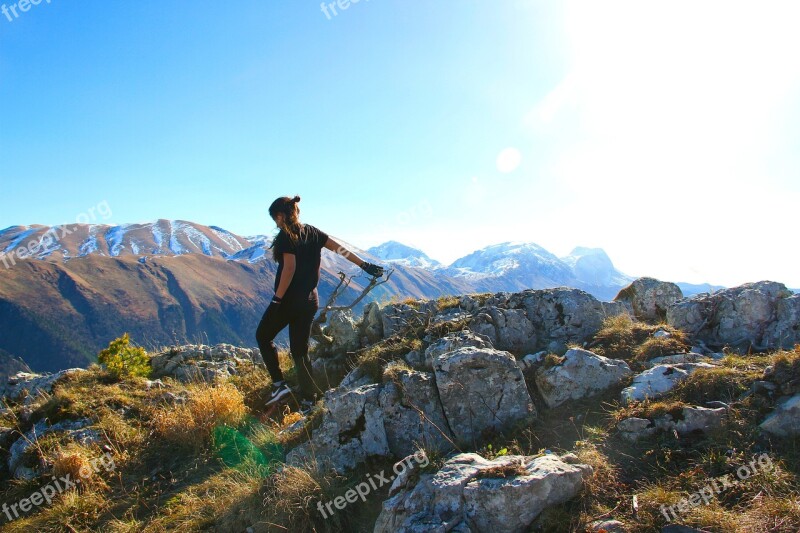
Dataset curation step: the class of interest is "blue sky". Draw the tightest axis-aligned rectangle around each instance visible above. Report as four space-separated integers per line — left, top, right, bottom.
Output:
1 1 799 287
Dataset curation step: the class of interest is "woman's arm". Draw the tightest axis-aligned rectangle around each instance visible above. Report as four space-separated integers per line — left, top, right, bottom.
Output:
275 253 296 298
324 237 365 267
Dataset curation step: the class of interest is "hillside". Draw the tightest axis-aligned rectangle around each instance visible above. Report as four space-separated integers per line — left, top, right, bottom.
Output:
0 279 798 531
1 221 721 375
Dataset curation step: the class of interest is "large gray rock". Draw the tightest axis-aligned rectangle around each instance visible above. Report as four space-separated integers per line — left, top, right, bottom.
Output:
518 288 627 354
759 394 800 437
379 369 455 457
469 306 537 353
323 309 361 354
374 452 591 533
360 301 384 345
763 294 800 350
667 281 796 352
615 278 683 322
4 369 86 405
621 363 714 405
434 347 536 448
423 330 494 371
286 384 389 473
535 348 632 408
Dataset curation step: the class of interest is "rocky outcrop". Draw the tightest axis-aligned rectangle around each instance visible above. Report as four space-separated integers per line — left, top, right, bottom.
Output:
621 363 715 405
470 306 538 353
759 394 800 437
535 348 632 408
615 278 683 322
434 347 536 448
359 301 384 345
289 346 535 472
149 343 262 383
3 369 86 405
379 369 455 457
374 452 592 533
287 384 389 473
617 406 726 441
422 330 493 371
667 281 798 352
468 288 627 355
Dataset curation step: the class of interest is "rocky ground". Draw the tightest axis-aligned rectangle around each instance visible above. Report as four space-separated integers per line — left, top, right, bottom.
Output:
0 278 799 532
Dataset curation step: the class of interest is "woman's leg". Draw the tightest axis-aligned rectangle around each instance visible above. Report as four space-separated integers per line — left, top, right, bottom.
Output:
255 304 291 383
288 298 322 401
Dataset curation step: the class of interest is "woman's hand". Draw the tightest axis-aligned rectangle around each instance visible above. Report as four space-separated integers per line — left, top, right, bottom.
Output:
360 262 385 278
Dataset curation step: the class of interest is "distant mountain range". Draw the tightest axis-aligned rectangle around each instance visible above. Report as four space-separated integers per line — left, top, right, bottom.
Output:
0 220 723 374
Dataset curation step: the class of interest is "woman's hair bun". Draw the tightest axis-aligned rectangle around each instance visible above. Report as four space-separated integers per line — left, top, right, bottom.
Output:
292 195 301 203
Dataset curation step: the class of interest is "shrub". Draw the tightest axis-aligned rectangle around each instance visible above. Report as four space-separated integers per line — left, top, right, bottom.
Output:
97 333 151 379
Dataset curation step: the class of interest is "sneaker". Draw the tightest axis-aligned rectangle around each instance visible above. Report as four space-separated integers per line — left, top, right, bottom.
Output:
265 381 291 406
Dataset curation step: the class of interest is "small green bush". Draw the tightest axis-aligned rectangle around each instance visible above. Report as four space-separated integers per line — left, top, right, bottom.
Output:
98 333 151 379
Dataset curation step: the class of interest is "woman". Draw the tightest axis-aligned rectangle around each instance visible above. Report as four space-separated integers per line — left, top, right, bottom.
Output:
256 195 385 411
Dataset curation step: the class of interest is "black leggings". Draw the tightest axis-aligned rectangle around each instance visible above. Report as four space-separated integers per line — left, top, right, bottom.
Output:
255 296 321 401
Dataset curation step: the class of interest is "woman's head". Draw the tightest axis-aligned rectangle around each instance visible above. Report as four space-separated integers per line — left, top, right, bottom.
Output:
269 195 302 229
269 195 302 261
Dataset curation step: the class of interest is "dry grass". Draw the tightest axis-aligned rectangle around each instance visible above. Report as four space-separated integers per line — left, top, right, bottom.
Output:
51 443 110 490
675 366 759 405
350 335 423 383
150 381 247 448
436 295 461 311
591 314 690 366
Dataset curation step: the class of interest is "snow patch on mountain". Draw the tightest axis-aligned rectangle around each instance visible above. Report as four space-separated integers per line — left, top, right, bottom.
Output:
2 227 37 254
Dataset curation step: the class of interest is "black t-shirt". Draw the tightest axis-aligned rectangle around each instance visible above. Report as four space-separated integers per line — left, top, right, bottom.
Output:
271 224 329 300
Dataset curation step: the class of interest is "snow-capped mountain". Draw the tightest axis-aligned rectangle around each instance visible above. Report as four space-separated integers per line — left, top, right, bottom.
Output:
0 220 255 262
367 241 443 269
560 247 634 288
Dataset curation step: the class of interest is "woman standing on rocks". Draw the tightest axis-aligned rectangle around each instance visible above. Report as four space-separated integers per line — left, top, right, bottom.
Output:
256 195 385 412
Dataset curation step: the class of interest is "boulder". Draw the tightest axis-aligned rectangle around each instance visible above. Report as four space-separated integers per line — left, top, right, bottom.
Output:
360 301 384 345
516 288 627 354
759 394 800 437
615 278 683 322
374 452 591 533
535 348 632 408
763 294 800 351
469 306 537 353
621 363 714 405
286 384 389 473
423 330 494 371
667 281 796 352
434 347 536 447
379 369 455 457
323 309 360 354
